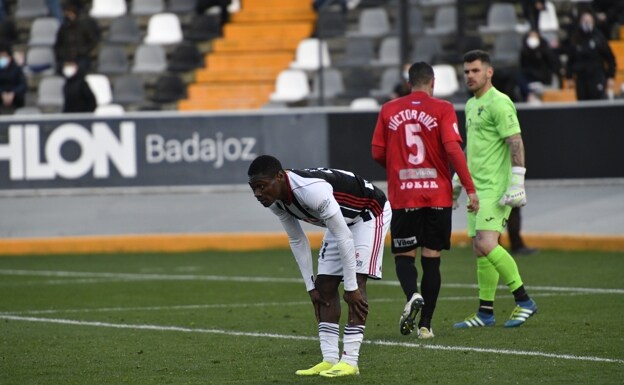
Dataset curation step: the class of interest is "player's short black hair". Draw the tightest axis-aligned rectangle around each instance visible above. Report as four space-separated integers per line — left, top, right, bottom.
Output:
408 62 434 87
463 49 491 65
248 155 283 178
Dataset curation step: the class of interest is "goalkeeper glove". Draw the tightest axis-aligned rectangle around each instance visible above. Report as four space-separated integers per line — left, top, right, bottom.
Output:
499 167 527 207
451 173 462 209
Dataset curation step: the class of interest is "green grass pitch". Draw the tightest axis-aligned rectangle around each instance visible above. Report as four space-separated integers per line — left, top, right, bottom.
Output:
1 246 623 384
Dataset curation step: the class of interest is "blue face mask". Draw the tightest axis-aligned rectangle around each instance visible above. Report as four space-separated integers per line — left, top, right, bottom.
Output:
0 57 9 69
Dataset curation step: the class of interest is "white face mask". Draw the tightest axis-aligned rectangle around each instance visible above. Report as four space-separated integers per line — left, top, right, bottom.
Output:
526 36 540 49
0 57 10 69
63 65 78 78
403 71 409 81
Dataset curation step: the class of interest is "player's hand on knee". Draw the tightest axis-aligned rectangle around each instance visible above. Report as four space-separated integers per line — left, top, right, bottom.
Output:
343 290 368 322
499 167 527 207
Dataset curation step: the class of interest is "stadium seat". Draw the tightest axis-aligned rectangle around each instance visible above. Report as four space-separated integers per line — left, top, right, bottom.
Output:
96 45 130 75
308 68 345 101
14 106 42 115
151 75 187 103
107 15 141 44
432 64 459 97
269 69 310 103
336 38 374 68
36 76 65 108
112 74 146 105
425 5 457 36
411 35 444 64
131 0 165 16
479 3 529 34
85 74 113 106
339 67 376 99
168 43 204 72
371 36 400 67
94 104 126 115
349 97 380 110
144 13 184 45
347 7 390 38
27 17 60 46
132 44 168 73
185 14 222 42
15 0 48 19
290 38 331 71
491 33 523 65
370 67 400 99
315 8 346 38
90 0 127 18
24 46 56 75
168 0 197 14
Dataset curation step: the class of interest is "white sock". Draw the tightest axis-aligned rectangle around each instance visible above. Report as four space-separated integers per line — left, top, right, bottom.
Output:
318 322 340 364
341 325 365 367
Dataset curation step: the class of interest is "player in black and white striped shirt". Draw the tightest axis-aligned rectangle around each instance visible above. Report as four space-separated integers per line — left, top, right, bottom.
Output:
248 155 391 378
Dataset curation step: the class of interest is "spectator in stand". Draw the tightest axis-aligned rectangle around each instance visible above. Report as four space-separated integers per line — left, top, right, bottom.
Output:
592 0 624 40
520 0 545 31
54 3 98 73
565 10 617 100
61 58 96 113
0 43 27 114
196 0 232 25
518 29 562 102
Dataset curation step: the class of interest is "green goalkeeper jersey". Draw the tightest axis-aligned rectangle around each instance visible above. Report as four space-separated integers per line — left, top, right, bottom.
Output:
465 87 521 199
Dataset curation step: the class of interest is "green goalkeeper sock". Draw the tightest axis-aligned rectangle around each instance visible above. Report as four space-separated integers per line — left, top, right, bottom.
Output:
486 245 524 292
477 256 499 302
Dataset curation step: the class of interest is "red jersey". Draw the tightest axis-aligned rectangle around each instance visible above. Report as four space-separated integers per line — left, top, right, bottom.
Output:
372 91 463 208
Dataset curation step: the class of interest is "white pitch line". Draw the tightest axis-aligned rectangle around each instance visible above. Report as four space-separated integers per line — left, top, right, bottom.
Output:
1 314 622 365
0 269 622 294
0 292 590 316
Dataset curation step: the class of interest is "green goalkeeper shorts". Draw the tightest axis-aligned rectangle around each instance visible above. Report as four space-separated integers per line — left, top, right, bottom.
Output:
467 197 512 237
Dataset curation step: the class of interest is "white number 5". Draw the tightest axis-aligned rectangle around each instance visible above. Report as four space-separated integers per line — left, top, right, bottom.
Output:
405 123 425 165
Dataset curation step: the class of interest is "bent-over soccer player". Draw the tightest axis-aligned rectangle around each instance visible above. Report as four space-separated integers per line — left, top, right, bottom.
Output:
248 155 391 378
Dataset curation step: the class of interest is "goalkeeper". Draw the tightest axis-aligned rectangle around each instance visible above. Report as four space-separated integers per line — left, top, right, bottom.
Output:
453 50 537 329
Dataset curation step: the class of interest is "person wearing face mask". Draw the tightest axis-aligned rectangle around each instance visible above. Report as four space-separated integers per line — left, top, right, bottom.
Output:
565 10 616 101
54 3 98 73
518 29 562 102
0 42 27 114
61 59 96 113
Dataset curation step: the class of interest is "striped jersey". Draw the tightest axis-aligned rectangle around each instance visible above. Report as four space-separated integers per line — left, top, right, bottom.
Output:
269 168 387 227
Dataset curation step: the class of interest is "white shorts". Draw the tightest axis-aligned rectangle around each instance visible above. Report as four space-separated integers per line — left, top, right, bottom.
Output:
317 201 391 280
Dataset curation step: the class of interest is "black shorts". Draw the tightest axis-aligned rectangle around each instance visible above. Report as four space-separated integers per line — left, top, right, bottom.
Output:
390 207 452 254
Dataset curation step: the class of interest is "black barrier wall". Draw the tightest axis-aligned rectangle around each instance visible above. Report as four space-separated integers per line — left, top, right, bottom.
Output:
329 103 624 181
0 103 622 190
0 113 328 189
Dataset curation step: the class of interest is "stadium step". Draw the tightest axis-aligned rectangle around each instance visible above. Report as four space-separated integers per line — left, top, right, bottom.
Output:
223 22 314 40
187 83 274 100
178 96 268 110
241 0 313 11
204 52 294 70
541 88 577 103
212 36 303 53
195 68 282 83
231 9 316 23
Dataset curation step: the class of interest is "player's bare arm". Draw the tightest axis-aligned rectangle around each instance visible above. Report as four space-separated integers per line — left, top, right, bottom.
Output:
505 134 525 167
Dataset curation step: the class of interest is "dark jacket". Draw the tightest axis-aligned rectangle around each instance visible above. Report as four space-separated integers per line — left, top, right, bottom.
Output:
566 27 616 80
0 59 27 108
520 37 561 85
54 17 97 63
63 70 96 113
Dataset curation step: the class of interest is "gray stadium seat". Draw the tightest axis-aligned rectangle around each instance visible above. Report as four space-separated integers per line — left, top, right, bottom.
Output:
97 45 130 75
491 33 523 65
335 38 374 68
131 0 165 16
112 74 146 105
370 67 400 99
347 7 390 38
308 68 345 101
410 35 443 64
478 3 530 34
27 17 60 46
424 5 457 36
24 46 56 75
15 0 48 19
132 44 168 73
107 16 141 44
36 76 65 108
168 0 197 13
371 36 400 67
